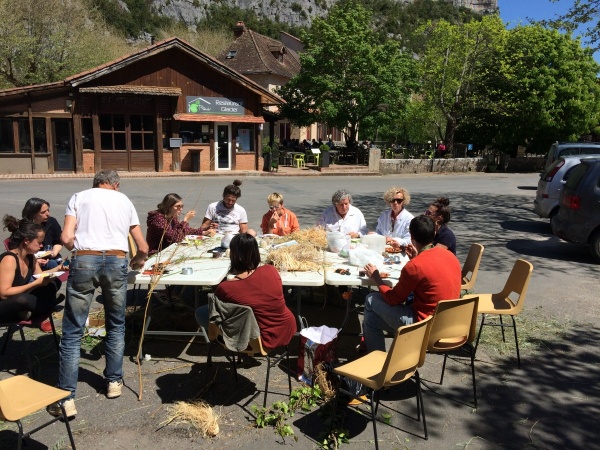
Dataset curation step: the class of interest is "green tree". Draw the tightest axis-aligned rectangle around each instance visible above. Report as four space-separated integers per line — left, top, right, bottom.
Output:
0 0 131 87
541 0 600 51
484 24 600 154
418 16 505 152
278 1 417 147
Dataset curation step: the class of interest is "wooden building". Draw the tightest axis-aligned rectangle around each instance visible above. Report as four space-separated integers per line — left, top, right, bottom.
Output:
0 38 282 175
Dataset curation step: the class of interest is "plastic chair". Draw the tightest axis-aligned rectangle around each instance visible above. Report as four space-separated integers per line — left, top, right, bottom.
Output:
461 243 484 292
293 153 305 168
332 316 433 449
464 259 533 368
426 297 479 407
0 375 77 450
207 313 292 408
1 314 60 378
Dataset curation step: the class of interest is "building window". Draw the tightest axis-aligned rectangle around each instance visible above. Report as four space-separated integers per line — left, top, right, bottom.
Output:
100 114 126 150
17 119 31 153
130 115 155 151
236 127 254 152
82 118 94 150
0 118 14 153
33 118 47 152
180 121 211 144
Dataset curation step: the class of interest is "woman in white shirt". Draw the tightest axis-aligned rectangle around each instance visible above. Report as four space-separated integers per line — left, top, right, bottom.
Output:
375 186 414 247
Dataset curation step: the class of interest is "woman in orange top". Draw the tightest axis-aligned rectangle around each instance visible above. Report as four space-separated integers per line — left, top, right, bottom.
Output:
260 193 300 236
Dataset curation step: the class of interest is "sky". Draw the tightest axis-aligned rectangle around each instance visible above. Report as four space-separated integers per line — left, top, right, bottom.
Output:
498 0 598 60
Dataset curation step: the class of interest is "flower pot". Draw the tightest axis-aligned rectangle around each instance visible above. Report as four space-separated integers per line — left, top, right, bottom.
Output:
320 151 330 168
262 153 271 172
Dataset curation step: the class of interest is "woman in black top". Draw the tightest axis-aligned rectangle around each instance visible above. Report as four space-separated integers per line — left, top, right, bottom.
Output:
425 197 456 255
22 198 63 270
0 216 64 322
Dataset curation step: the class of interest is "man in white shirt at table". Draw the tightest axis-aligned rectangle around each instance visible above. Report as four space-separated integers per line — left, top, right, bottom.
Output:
318 189 367 238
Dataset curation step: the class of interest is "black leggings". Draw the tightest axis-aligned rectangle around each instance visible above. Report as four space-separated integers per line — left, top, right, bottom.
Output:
0 282 60 322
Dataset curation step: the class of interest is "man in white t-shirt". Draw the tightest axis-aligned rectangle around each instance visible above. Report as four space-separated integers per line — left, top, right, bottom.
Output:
318 189 368 238
201 179 255 236
49 170 148 419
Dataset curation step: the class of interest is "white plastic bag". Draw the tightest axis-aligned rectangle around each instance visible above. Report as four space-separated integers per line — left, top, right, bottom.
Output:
327 231 348 253
348 247 384 269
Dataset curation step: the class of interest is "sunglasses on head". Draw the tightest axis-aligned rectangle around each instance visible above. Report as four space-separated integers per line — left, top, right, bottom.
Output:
390 198 404 204
424 209 435 216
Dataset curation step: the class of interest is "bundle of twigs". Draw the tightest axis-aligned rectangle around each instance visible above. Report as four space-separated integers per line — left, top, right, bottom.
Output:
163 400 220 437
273 227 328 250
266 242 326 272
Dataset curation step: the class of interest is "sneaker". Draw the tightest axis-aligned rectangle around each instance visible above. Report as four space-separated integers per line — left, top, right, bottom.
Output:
106 379 123 399
48 398 77 418
39 318 53 333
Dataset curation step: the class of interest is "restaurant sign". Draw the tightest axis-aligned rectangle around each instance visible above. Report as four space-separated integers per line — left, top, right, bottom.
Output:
186 96 244 115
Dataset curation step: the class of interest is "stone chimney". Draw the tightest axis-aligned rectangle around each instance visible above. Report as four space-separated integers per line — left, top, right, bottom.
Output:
234 21 246 38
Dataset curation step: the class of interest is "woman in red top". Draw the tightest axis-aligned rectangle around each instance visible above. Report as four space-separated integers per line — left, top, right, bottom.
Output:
196 233 296 349
146 193 213 255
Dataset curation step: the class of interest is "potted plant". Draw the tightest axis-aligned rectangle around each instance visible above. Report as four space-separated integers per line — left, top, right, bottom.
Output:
319 144 330 167
262 142 271 172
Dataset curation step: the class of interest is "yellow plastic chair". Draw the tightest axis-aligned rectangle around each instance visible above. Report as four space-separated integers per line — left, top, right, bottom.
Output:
426 297 479 407
333 316 433 449
464 259 533 368
293 153 305 168
207 318 292 408
461 243 484 292
0 375 77 450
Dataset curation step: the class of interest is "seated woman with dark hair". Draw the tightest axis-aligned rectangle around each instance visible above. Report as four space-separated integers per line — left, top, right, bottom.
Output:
146 193 213 256
425 197 456 254
22 197 63 270
195 233 296 349
0 215 65 327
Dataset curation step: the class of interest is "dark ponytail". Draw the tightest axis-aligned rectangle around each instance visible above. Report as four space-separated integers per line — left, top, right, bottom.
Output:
2 215 43 249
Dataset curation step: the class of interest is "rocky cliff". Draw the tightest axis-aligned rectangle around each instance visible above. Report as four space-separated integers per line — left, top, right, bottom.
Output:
153 0 497 27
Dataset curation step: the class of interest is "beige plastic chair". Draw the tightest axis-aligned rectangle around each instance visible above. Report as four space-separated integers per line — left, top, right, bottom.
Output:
333 315 433 449
0 375 76 450
461 243 484 291
207 320 292 408
465 259 533 368
426 297 479 407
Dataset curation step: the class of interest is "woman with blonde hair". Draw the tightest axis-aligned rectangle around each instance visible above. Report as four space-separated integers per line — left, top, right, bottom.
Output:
375 187 414 248
260 193 300 236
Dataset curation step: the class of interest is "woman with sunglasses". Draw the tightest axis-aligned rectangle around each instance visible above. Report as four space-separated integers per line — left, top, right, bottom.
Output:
375 187 414 248
425 197 456 254
260 193 300 236
146 193 213 256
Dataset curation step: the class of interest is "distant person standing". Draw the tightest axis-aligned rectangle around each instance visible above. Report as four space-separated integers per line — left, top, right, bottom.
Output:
49 170 148 419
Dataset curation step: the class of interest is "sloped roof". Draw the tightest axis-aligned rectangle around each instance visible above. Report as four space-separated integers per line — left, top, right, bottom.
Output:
79 85 181 96
0 37 283 106
218 24 301 79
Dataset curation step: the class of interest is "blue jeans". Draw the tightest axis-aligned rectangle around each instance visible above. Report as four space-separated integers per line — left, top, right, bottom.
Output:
58 254 128 398
363 292 415 352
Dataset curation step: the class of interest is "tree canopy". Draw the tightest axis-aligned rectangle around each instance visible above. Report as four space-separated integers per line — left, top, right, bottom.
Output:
278 1 418 146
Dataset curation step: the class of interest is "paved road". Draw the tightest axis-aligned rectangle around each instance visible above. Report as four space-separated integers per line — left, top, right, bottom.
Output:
2 172 597 322
1 173 598 450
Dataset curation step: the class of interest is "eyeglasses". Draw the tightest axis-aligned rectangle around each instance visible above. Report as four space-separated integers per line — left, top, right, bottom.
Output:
389 198 404 204
269 204 281 210
174 204 184 209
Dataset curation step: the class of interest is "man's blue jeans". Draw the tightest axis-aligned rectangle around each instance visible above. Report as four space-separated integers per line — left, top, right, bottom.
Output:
363 292 415 353
58 254 128 399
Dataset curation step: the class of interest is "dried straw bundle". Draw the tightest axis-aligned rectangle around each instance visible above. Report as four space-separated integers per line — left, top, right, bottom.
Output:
288 227 328 250
314 362 337 399
166 400 220 437
266 242 326 272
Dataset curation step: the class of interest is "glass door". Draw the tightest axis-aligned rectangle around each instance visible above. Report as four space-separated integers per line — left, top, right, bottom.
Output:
52 119 74 171
215 123 231 170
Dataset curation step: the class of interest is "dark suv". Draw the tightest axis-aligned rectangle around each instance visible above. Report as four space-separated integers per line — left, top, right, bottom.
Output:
551 157 600 262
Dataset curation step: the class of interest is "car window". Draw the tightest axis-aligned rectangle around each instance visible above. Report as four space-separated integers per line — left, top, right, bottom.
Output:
559 147 580 158
580 147 600 155
565 163 588 190
562 165 579 182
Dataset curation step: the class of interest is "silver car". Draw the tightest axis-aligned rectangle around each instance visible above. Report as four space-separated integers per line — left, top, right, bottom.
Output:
551 157 600 263
534 155 595 219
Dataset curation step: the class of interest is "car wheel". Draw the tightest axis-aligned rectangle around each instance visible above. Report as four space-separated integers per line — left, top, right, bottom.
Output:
590 229 600 263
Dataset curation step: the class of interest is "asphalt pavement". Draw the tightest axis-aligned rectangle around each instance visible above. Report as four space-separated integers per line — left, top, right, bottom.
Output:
0 173 598 449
